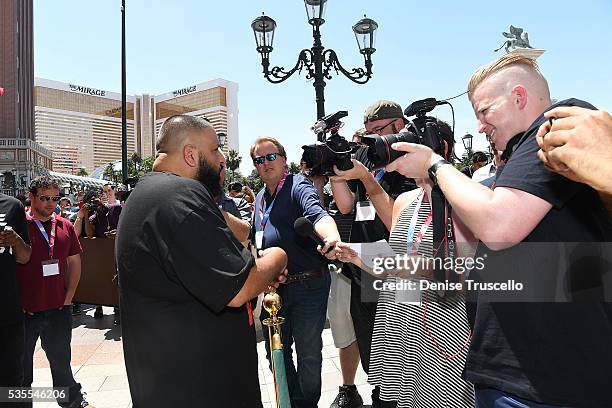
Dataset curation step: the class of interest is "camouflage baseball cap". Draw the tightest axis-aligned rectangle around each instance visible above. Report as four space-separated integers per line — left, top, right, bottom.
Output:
363 100 404 124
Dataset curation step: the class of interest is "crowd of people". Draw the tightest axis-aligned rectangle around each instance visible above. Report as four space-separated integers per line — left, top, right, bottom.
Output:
1 53 612 408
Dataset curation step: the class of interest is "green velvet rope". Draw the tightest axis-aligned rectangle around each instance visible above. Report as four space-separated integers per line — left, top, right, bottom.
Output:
272 348 291 408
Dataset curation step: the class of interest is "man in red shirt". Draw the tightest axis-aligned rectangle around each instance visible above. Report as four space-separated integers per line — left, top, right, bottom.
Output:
16 176 94 408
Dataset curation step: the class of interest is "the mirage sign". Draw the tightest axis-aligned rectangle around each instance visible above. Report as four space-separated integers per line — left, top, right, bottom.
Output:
172 85 197 97
69 84 106 97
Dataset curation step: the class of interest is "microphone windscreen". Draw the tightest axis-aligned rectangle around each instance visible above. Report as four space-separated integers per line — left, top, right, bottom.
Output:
294 217 314 238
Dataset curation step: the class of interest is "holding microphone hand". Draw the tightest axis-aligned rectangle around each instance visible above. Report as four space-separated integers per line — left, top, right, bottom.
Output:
318 237 339 260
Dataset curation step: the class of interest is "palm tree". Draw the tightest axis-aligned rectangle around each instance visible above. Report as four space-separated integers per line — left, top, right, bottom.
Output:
131 152 142 175
226 149 242 183
247 169 263 192
140 156 155 174
76 168 88 177
104 163 116 182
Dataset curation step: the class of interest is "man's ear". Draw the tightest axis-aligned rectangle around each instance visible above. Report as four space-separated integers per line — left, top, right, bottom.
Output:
394 118 405 132
442 140 450 160
512 85 528 110
183 144 198 168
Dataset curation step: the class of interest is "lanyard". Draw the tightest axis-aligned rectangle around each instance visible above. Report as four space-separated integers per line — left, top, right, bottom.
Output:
27 211 56 258
406 191 433 256
258 171 289 231
373 169 385 182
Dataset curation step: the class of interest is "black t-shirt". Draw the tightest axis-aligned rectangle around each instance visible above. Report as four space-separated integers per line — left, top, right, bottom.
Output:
0 194 30 327
344 146 416 286
116 172 260 408
465 99 612 407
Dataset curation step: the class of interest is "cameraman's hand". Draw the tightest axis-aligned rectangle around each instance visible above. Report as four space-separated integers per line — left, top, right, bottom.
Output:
385 143 439 178
333 159 369 181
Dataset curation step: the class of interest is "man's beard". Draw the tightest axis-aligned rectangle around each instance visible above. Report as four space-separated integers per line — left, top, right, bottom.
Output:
195 154 223 198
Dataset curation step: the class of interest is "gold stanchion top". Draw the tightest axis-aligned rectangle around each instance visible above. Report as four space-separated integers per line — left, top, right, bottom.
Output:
263 291 282 316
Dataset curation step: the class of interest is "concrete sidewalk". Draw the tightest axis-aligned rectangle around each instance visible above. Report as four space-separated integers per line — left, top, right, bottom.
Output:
31 306 372 408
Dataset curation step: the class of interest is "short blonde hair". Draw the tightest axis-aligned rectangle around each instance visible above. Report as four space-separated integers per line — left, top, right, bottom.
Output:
468 54 543 98
250 137 287 160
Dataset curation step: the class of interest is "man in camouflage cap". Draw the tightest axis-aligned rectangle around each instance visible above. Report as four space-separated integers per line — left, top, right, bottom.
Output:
363 100 407 134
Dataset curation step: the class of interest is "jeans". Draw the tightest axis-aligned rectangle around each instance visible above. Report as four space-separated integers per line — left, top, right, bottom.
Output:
261 273 331 408
475 387 570 408
23 307 84 408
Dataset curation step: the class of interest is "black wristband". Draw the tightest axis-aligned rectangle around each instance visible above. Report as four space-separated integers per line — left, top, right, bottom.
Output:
427 159 451 185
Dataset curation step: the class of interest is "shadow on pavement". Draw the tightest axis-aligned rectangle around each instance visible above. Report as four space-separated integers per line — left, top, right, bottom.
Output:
72 304 122 341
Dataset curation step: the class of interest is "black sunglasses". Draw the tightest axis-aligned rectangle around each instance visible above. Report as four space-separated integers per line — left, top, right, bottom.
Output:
253 152 282 165
37 195 61 202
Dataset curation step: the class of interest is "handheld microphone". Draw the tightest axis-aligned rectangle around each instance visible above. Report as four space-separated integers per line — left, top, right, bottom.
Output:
294 217 329 251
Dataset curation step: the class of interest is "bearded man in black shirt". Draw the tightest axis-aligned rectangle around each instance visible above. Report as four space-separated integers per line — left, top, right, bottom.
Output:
384 54 612 407
116 115 288 407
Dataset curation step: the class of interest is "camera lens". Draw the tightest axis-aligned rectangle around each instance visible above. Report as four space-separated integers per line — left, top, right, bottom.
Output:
361 132 419 169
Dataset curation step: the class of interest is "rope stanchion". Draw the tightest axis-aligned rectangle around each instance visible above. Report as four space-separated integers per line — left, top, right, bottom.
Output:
262 290 291 408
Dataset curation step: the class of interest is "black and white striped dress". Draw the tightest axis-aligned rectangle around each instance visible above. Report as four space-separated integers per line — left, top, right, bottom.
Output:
368 192 474 408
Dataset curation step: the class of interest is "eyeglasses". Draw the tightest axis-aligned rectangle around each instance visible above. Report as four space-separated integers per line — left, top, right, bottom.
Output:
253 152 282 165
369 119 397 135
37 195 61 202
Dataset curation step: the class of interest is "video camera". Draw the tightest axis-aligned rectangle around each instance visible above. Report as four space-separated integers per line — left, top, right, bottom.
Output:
361 98 450 169
82 189 101 213
301 111 359 176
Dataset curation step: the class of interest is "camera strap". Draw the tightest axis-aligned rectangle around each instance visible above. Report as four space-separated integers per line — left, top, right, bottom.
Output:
431 186 458 286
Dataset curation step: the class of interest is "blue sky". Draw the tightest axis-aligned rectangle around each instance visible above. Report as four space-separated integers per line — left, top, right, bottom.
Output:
34 0 612 174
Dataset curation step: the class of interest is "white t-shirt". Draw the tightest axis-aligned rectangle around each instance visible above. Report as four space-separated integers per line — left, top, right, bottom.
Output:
472 162 497 182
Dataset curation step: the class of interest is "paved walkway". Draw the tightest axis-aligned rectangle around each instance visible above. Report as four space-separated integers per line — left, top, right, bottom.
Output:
31 306 373 408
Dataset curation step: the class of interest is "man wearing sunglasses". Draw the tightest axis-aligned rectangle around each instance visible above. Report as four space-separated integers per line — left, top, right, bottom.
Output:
251 136 341 408
16 176 94 408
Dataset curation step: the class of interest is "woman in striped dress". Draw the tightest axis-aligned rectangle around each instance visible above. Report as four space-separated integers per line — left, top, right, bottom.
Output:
336 175 476 408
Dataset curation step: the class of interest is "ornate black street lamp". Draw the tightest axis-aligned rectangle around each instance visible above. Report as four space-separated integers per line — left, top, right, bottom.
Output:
462 133 474 159
217 132 227 149
251 0 378 123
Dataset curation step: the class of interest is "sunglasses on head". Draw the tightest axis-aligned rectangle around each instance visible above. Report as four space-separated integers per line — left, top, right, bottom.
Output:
37 195 61 202
253 152 282 165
